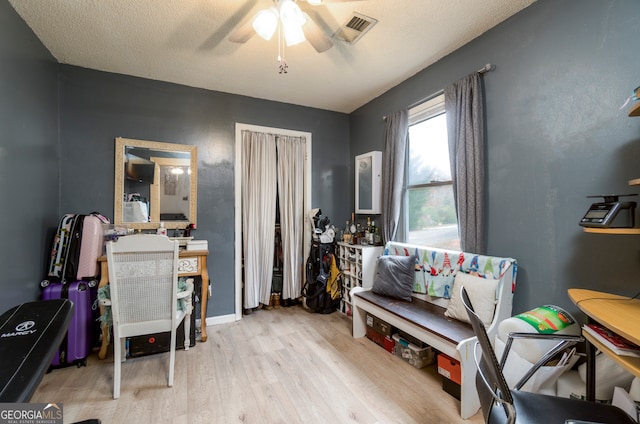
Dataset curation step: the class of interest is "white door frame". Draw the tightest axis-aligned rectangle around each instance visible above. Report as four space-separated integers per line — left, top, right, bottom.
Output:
234 123 312 320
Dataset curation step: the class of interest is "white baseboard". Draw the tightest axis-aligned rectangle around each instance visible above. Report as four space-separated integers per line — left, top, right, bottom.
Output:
196 313 237 329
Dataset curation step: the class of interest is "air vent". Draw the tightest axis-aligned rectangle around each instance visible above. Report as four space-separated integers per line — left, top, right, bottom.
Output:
333 12 378 45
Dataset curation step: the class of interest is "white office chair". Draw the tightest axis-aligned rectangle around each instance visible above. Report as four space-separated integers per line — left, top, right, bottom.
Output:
105 234 193 399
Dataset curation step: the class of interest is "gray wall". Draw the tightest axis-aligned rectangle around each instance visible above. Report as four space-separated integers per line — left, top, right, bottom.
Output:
1 0 351 315
4 0 640 320
350 0 640 315
0 1 60 311
58 66 351 317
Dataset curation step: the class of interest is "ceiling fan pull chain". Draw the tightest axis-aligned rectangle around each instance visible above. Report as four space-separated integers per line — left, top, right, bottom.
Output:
277 24 288 74
278 57 288 74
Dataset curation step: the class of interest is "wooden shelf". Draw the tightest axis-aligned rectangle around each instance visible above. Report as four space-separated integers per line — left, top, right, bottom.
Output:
570 288 640 377
337 243 383 316
629 101 640 117
569 289 640 344
569 288 640 402
582 227 640 234
583 331 640 377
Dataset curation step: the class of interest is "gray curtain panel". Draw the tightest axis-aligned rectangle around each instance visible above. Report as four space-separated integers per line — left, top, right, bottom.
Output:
445 72 486 254
381 109 408 244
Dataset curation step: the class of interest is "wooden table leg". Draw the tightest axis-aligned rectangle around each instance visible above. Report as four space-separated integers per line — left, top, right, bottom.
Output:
97 261 110 360
200 257 209 342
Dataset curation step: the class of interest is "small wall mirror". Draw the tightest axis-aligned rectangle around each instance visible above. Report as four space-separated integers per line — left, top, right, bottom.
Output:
114 137 197 230
355 151 382 214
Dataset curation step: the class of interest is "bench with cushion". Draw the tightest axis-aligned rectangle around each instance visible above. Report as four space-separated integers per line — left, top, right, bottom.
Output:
350 241 517 419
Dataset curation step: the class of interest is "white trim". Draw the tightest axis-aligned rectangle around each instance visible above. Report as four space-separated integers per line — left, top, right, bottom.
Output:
234 123 312 321
409 93 445 124
197 314 237 329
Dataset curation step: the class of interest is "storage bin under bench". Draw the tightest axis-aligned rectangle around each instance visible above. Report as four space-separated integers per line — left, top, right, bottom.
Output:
350 241 517 419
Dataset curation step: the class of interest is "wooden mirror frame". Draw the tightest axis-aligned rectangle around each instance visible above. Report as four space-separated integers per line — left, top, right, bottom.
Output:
114 137 197 230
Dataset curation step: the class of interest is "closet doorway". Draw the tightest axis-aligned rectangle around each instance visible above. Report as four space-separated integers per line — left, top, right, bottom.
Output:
234 123 312 320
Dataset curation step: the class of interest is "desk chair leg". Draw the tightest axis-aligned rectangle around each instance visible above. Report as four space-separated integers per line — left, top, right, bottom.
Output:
113 336 122 399
168 331 176 387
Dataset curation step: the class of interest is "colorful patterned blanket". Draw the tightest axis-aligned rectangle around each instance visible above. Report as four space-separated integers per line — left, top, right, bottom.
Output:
383 242 517 299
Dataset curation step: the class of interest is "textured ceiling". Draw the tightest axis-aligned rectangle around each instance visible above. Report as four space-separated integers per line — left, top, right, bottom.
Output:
9 0 535 113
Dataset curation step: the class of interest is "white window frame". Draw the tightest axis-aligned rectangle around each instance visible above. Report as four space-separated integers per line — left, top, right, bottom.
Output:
409 94 445 126
401 94 459 249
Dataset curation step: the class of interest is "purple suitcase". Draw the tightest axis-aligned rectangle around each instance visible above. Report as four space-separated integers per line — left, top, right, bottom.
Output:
41 281 92 367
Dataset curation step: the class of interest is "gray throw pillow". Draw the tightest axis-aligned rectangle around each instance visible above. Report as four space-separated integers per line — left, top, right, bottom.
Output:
371 254 415 301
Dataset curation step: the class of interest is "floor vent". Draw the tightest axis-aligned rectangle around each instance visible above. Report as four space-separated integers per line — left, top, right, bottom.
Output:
333 12 378 45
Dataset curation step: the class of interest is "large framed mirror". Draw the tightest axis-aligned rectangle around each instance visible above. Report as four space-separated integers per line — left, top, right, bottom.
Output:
114 137 197 230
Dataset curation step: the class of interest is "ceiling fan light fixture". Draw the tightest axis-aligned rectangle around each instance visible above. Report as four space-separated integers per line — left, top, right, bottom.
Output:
284 23 305 46
253 7 279 40
279 0 306 28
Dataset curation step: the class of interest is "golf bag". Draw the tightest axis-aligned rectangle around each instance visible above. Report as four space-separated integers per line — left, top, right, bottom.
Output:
303 240 340 314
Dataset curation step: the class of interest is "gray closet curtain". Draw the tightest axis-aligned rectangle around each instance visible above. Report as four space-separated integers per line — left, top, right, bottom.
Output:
444 72 486 254
381 109 409 244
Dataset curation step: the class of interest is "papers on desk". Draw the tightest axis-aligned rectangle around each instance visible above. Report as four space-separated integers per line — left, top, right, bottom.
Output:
583 324 640 357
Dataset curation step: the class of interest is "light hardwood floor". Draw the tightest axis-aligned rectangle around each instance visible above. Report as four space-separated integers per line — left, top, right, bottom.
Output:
31 305 484 424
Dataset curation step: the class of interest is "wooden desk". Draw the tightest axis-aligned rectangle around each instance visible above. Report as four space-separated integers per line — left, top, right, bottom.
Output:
568 288 640 401
97 249 210 360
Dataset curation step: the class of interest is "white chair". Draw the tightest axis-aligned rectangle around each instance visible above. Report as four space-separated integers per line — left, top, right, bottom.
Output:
105 234 193 399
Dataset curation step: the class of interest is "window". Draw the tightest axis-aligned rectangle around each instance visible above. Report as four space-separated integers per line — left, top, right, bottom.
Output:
403 94 460 250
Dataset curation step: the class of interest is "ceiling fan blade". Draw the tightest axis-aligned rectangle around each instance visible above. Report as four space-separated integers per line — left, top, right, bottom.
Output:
228 17 256 43
302 14 333 52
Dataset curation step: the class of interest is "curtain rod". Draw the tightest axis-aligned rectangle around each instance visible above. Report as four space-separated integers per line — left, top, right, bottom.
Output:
383 63 495 120
477 63 494 74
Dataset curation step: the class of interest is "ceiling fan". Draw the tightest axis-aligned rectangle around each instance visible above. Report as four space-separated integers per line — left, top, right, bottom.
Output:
228 0 365 54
